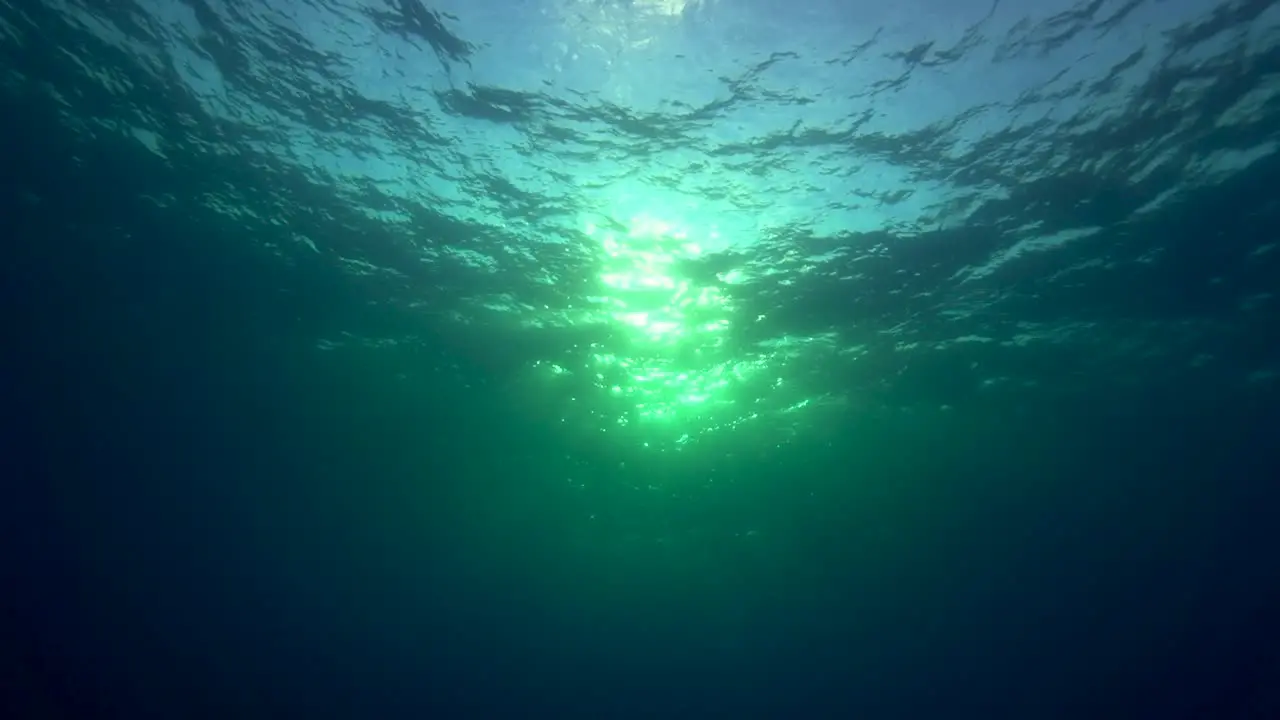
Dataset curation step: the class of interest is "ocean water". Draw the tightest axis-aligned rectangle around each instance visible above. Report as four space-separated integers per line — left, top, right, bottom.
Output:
2 0 1279 717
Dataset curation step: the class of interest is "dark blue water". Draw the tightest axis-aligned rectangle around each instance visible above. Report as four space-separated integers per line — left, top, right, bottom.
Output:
2 0 1279 717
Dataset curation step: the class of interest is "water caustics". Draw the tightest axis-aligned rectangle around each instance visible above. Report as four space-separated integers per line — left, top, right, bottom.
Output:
8 0 1280 451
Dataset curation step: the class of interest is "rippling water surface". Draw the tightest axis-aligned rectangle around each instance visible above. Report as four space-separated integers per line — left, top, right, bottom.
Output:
5 0 1279 454
6 2 1280 717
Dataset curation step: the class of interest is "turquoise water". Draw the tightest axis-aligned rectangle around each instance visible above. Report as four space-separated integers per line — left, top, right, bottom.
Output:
2 0 1279 717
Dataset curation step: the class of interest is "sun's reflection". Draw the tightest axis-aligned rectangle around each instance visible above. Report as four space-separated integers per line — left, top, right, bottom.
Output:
584 212 740 427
